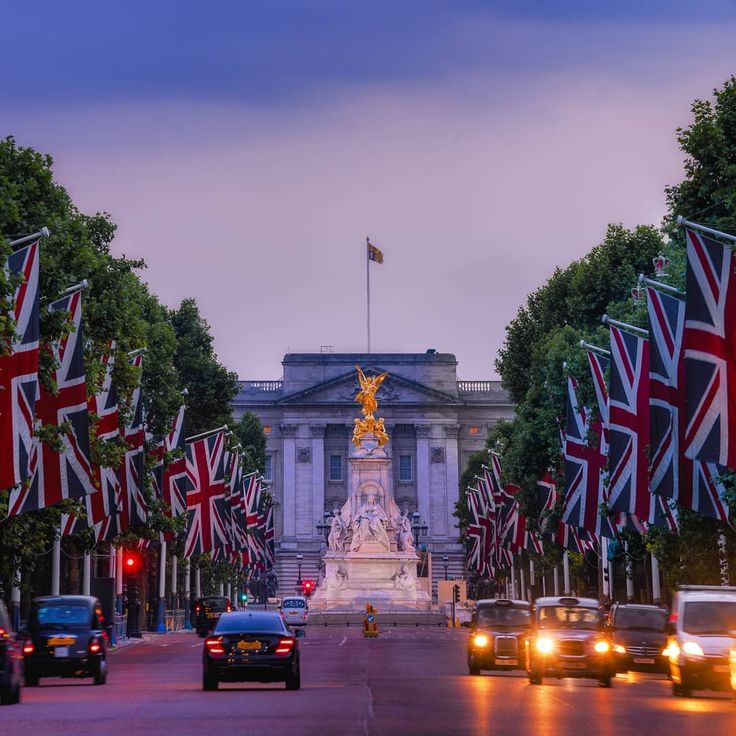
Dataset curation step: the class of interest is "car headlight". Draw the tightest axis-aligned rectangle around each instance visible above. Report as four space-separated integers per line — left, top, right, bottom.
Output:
594 640 610 654
682 641 704 657
536 637 555 654
613 644 626 655
473 634 490 648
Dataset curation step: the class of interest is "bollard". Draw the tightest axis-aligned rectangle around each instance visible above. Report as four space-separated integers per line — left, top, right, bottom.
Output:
362 603 379 638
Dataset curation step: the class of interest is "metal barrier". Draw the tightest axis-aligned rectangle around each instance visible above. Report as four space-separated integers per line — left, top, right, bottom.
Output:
113 613 127 642
164 609 186 632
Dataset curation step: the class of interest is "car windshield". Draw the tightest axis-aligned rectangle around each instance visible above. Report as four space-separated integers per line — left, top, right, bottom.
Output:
538 606 600 630
215 614 286 634
33 604 89 629
282 599 306 609
614 608 667 631
683 600 736 635
477 606 530 627
203 598 229 611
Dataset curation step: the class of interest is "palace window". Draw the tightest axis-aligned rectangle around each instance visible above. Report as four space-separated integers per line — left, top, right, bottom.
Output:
399 454 413 483
264 454 273 481
329 454 343 482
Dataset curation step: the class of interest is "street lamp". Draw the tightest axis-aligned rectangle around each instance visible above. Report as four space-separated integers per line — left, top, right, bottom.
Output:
316 510 332 543
411 511 429 545
295 553 303 586
442 554 449 580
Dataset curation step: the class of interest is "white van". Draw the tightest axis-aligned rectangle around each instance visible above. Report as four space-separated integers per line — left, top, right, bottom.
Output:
666 585 736 697
280 596 309 627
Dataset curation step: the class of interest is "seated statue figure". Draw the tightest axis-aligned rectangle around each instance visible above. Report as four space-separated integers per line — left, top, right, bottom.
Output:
350 494 390 552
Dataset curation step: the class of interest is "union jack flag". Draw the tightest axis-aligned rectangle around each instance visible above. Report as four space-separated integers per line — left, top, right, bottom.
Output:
243 472 264 566
118 354 147 531
465 489 483 574
562 376 616 538
162 406 190 527
184 430 228 557
62 344 122 539
503 496 544 555
0 240 40 491
608 326 650 520
473 474 497 576
536 472 556 534
647 287 728 521
555 521 597 553
263 499 275 568
9 291 96 515
682 228 736 468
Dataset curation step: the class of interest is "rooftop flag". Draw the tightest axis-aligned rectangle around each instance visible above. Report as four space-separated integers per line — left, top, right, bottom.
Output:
367 240 384 264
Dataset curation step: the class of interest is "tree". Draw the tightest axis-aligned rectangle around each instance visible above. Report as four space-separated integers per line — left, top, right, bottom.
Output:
235 411 267 475
169 299 238 437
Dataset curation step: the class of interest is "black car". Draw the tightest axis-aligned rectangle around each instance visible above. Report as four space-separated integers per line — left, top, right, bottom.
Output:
0 600 22 704
22 595 108 686
202 611 304 691
466 598 531 675
526 596 616 687
607 603 668 674
194 596 232 637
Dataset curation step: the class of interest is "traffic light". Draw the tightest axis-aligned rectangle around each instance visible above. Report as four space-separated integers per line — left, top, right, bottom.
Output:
302 580 315 597
452 584 461 604
241 592 248 603
123 551 141 573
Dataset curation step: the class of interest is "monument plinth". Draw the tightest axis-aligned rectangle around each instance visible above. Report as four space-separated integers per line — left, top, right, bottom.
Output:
310 368 431 611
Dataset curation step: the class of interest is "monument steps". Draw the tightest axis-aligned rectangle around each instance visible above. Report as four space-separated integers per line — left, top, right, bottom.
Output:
307 611 447 627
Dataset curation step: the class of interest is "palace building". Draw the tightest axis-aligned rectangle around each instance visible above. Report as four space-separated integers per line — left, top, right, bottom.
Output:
233 352 514 594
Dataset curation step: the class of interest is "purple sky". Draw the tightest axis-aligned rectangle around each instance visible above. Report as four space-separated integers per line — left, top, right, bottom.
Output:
2 2 735 380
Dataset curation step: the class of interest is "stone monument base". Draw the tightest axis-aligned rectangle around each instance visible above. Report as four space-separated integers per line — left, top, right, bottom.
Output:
310 550 432 612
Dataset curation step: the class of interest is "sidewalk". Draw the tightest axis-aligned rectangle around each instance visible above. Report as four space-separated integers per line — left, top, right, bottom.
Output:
110 629 194 653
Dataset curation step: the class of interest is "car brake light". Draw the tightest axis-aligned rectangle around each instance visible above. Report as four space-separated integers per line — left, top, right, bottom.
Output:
89 636 101 654
196 605 201 613
0 628 6 638
275 638 295 655
205 637 225 655
23 641 34 655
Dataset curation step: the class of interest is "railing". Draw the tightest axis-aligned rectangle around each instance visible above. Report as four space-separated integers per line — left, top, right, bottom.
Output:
240 380 283 392
164 609 186 632
457 380 497 392
113 613 127 642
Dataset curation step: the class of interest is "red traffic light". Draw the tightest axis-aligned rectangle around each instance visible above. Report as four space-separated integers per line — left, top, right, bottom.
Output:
302 580 314 596
123 551 141 572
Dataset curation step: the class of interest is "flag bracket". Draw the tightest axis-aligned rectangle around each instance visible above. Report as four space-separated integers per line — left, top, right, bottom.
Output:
61 279 89 297
186 425 229 443
601 314 649 338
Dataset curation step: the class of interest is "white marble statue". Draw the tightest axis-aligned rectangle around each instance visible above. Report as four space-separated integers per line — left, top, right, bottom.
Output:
327 512 347 552
398 512 415 552
393 563 415 590
350 494 390 552
325 564 349 591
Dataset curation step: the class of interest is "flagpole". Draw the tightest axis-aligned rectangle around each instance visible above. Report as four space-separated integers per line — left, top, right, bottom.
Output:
9 227 50 249
366 236 371 354
677 215 736 243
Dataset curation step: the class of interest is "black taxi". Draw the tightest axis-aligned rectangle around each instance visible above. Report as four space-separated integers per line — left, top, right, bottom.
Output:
466 598 532 675
22 595 108 686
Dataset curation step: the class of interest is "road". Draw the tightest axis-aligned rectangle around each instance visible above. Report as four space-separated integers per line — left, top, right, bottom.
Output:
1 626 733 735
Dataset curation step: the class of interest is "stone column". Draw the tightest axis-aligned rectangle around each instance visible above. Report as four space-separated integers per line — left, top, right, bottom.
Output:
443 425 461 541
414 424 431 528
311 425 326 538
281 424 298 539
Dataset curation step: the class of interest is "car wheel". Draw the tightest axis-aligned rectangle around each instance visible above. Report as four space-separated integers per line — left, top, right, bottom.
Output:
528 671 542 685
285 663 301 691
468 658 481 676
202 665 219 691
598 675 612 688
93 658 107 686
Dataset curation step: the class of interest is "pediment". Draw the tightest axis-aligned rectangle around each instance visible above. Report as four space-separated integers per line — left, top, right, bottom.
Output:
277 367 461 406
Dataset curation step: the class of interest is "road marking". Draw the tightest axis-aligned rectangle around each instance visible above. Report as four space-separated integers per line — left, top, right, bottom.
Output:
339 636 348 647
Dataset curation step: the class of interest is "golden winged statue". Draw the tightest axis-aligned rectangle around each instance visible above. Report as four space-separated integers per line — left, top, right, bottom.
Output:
352 366 389 448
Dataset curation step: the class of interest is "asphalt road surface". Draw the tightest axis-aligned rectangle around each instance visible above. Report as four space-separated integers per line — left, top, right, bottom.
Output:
1 626 733 735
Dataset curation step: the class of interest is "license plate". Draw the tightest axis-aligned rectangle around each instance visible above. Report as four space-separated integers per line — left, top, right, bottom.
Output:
207 613 218 619
713 665 729 674
633 657 655 664
48 636 75 646
237 640 261 651
54 647 69 658
498 658 518 666
562 662 586 670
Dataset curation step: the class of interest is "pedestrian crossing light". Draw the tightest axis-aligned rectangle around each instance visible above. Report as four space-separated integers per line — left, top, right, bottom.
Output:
124 551 141 573
453 584 461 604
241 592 248 603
